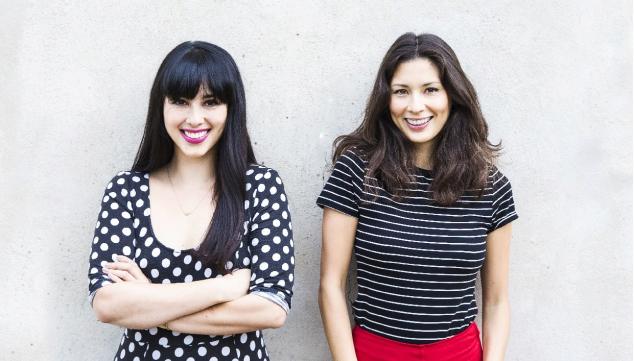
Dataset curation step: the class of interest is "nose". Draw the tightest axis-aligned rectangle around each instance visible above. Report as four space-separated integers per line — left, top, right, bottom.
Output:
407 92 426 113
187 104 205 126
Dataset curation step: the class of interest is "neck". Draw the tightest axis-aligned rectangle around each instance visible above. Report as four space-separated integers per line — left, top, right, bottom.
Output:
168 150 216 188
414 142 434 170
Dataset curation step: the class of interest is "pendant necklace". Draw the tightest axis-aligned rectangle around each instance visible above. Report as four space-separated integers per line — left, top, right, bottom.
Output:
167 166 213 217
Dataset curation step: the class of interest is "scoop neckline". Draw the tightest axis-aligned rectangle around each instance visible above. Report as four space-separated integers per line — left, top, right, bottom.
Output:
143 172 199 253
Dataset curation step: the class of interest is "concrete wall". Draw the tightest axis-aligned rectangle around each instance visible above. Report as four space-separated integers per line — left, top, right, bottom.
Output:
1 1 631 360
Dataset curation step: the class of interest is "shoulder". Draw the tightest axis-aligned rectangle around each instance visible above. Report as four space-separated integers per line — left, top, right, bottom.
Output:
486 165 514 195
104 170 147 189
333 147 367 176
246 164 286 195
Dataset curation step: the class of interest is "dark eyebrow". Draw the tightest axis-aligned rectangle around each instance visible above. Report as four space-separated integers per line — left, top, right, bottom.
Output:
202 94 215 99
391 82 441 88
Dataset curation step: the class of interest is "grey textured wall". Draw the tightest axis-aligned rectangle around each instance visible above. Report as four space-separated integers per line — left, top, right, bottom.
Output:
1 1 631 360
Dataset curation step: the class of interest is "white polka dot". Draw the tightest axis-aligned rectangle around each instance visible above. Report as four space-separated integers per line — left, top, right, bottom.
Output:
278 280 286 287
242 258 250 266
110 202 119 210
110 218 119 226
283 229 289 237
270 186 277 194
261 228 270 236
100 243 108 251
261 245 270 253
246 182 252 191
249 340 256 351
174 348 184 357
109 235 119 243
132 176 140 182
128 342 135 352
264 172 271 179
275 176 282 184
195 261 202 271
204 268 212 277
134 332 142 341
158 337 168 346
252 255 259 264
152 350 160 360
122 228 131 236
246 169 254 176
139 227 147 237
198 347 207 356
184 255 192 264
133 219 140 228
184 274 193 283
172 267 182 277
100 226 108 234
240 333 248 343
120 349 125 358
282 211 288 219
272 203 280 210
144 237 153 247
269 270 279 277
289 273 294 281
221 346 230 356
257 184 265 192
259 262 269 271
273 236 281 244
130 189 137 197
121 211 131 219
140 184 148 192
255 173 263 180
258 349 262 358
139 258 148 268
151 269 159 278
122 246 131 256
283 246 290 254
261 199 269 207
117 178 125 185
121 188 128 197
135 248 141 257
261 213 270 221
272 253 281 261
273 219 280 227
101 210 109 218
152 248 160 257
183 335 193 344
103 195 110 203
244 200 250 209
161 258 170 268
93 236 99 244
143 208 150 216
291 256 295 264
225 261 233 270
245 356 250 361
282 263 289 271
149 327 158 335
251 238 259 246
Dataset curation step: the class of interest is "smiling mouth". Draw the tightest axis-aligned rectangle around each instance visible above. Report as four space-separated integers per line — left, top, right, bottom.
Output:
405 116 433 127
180 129 210 144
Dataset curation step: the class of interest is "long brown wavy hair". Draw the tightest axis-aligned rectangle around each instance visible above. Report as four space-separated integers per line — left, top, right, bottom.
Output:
333 32 500 205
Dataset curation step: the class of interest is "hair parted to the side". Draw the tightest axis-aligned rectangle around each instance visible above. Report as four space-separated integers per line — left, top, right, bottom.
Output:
333 32 500 205
132 41 256 273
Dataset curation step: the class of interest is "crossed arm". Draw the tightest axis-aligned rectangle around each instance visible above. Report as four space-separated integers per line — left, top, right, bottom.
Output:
92 256 286 335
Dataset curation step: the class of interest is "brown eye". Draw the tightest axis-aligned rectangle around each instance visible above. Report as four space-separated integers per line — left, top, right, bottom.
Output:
168 98 187 105
393 89 408 95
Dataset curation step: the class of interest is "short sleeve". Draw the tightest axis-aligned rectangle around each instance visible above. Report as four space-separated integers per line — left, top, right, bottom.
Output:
488 169 519 232
316 149 365 218
87 172 138 305
245 167 295 313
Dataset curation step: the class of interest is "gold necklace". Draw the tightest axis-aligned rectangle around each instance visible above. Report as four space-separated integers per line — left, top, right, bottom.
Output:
166 166 213 217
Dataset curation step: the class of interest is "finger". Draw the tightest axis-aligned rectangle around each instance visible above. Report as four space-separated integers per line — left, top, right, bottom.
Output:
107 271 123 283
106 269 135 282
116 255 134 263
112 258 146 280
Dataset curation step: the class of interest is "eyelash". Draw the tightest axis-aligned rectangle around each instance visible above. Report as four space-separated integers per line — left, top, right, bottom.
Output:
392 88 440 96
168 98 221 106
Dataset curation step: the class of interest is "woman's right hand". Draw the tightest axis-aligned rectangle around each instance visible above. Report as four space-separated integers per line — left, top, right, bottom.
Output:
219 268 251 301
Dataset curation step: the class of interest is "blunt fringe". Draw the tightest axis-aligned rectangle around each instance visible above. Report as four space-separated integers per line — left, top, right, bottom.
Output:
132 41 256 273
333 32 501 205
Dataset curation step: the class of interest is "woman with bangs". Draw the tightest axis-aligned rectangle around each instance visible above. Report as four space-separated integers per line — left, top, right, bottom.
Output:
318 33 518 360
88 41 294 361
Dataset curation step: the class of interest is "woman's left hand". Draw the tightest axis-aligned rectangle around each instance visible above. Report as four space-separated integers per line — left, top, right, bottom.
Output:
102 255 150 284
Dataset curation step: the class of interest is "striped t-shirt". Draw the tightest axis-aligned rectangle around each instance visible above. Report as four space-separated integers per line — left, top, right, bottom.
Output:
316 149 518 344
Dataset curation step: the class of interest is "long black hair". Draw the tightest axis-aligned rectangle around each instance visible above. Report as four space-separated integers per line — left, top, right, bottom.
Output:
334 33 500 205
133 41 256 273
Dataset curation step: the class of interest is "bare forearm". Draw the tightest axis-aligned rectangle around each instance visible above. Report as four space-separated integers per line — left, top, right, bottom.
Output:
93 279 230 329
482 301 510 361
319 285 357 361
167 293 287 336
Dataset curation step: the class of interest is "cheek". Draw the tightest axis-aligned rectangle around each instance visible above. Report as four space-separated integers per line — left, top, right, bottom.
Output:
389 97 407 118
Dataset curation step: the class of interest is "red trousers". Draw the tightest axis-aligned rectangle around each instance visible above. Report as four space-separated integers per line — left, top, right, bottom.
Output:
352 323 483 361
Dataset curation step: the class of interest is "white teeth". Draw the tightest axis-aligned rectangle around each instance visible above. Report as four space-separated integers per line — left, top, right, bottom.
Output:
184 130 209 138
405 117 432 126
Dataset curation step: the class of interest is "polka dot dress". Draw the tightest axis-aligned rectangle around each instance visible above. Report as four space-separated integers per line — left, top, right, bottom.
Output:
88 165 295 361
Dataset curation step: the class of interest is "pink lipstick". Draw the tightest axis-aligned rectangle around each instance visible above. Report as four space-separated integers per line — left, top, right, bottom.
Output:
180 129 210 144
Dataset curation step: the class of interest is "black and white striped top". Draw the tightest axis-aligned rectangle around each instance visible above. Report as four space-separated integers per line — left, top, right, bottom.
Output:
316 149 518 344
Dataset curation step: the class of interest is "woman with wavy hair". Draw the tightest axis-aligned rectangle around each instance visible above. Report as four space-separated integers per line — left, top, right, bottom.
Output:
88 41 294 361
318 33 518 361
